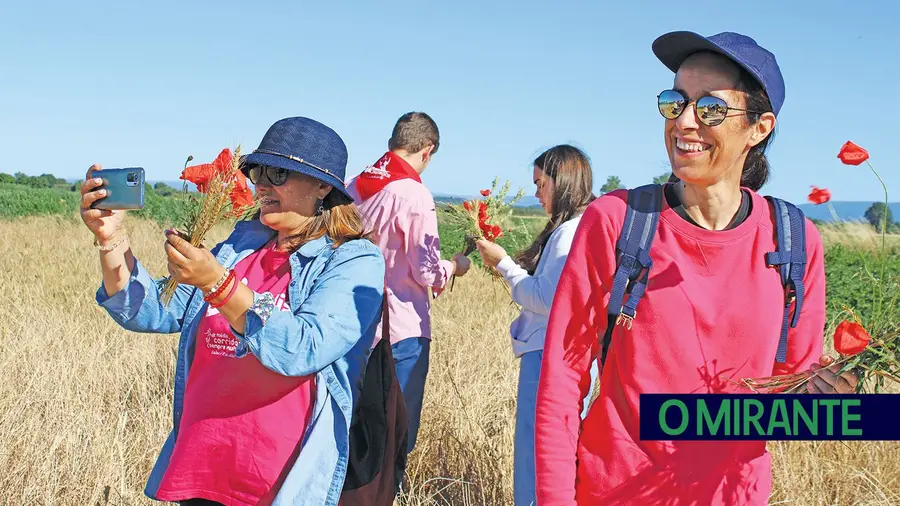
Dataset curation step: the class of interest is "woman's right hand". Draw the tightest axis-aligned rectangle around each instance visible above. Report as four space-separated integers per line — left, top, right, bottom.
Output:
475 239 508 269
80 164 126 244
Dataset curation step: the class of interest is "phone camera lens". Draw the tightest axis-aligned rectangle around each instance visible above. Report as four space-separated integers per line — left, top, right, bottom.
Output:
127 173 138 183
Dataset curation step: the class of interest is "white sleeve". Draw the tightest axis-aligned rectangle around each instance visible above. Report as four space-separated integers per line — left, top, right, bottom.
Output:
495 223 577 315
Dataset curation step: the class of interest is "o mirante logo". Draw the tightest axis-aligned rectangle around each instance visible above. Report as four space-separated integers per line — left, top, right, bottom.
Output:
640 394 900 441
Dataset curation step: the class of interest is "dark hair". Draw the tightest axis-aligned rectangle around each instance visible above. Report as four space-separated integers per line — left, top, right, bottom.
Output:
514 145 595 275
388 112 440 155
734 66 775 191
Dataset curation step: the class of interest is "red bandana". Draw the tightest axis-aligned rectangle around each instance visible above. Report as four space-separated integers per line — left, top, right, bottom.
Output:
354 151 422 200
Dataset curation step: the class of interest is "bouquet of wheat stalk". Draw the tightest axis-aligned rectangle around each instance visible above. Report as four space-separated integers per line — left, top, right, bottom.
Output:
158 145 257 306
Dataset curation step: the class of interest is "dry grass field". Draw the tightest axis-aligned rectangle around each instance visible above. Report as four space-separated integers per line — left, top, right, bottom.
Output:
0 215 898 506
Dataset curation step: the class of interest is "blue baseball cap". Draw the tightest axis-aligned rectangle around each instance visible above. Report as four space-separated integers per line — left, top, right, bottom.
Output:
652 31 785 117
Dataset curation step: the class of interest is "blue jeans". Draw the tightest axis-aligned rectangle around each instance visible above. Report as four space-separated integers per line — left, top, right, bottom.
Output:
515 351 596 506
514 350 543 506
392 337 431 454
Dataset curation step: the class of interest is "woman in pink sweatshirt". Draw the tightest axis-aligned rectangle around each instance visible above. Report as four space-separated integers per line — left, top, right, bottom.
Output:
534 31 860 505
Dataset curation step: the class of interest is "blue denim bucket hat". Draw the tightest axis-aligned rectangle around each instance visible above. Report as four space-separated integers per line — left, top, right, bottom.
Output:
242 116 352 202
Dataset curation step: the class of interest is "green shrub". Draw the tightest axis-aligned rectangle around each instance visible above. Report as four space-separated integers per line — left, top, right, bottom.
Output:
0 183 79 218
153 182 176 197
131 190 195 228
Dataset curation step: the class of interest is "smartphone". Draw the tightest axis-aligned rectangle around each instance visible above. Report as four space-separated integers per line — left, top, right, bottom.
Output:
90 167 146 210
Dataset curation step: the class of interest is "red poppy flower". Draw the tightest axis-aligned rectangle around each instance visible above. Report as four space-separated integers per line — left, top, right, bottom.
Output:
807 186 831 205
232 168 249 190
230 186 255 214
463 201 472 211
833 320 871 356
837 141 869 166
229 171 254 214
181 148 234 193
480 189 491 197
478 201 488 220
491 225 503 239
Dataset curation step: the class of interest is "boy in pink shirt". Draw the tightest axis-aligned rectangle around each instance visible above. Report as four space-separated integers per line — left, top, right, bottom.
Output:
348 112 471 455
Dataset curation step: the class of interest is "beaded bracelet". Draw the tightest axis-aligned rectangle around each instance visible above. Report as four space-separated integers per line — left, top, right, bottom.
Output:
94 234 128 252
204 269 231 298
210 274 240 309
204 269 235 303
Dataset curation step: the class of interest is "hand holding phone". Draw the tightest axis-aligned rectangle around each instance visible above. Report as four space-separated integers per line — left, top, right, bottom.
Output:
80 165 132 247
88 167 145 210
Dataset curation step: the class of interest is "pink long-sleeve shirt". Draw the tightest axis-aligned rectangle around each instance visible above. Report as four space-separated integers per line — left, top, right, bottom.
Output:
348 177 455 344
535 188 826 505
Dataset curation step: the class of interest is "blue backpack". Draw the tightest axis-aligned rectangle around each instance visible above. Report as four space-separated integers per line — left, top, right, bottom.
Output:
598 183 808 371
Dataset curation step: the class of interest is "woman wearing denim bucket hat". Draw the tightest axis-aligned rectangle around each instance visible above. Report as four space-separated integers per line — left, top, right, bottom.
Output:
533 32 859 504
80 117 386 506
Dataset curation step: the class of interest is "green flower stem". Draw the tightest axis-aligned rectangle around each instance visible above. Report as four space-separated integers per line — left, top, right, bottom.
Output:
866 160 889 335
866 160 889 252
827 202 840 223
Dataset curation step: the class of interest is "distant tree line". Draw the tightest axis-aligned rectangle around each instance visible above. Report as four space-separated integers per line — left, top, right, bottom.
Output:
4 170 896 232
0 172 68 189
1 171 184 196
598 172 674 196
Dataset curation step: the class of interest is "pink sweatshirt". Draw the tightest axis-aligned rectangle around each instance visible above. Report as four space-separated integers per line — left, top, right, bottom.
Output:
348 177 455 344
535 189 825 505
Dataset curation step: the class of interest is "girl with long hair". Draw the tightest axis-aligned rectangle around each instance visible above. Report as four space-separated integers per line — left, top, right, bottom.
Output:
475 144 595 506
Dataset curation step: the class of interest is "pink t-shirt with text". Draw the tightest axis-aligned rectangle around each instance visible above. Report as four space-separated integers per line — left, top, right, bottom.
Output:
156 240 315 506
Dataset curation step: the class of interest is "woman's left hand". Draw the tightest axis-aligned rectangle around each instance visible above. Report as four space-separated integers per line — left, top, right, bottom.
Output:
475 239 508 268
806 355 859 394
164 229 225 292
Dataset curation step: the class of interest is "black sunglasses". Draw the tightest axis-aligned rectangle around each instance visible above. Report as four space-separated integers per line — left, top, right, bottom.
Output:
247 165 290 186
657 89 764 127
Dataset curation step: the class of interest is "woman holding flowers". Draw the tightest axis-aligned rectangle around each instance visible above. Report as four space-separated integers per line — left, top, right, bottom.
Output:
534 32 859 505
475 144 595 506
81 116 385 506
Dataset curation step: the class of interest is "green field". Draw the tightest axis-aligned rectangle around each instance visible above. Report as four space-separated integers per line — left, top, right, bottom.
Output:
0 182 80 218
0 181 547 267
0 182 192 227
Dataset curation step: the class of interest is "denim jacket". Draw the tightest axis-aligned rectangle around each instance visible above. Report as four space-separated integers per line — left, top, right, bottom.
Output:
95 219 386 506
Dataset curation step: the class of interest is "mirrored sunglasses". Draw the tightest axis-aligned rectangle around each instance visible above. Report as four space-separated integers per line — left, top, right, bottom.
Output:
657 89 764 127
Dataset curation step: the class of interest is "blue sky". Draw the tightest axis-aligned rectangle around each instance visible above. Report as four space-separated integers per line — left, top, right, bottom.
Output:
2 1 897 204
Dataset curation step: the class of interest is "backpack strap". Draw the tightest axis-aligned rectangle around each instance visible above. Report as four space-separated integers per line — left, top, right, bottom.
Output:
342 284 408 495
600 183 663 369
382 284 390 340
764 196 807 363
